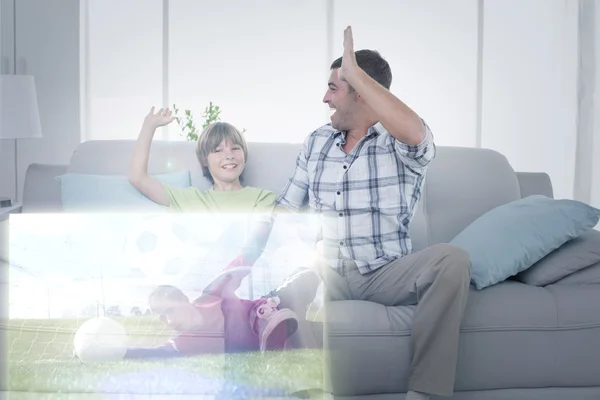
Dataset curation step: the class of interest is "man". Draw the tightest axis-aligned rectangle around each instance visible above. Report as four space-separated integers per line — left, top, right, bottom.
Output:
275 27 471 399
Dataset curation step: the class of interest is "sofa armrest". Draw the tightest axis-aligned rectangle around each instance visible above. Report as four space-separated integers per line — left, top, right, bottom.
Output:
22 163 68 213
516 172 554 199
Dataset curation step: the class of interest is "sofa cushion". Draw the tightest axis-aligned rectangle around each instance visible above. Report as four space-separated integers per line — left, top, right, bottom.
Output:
515 229 600 286
450 195 600 290
553 260 600 285
56 172 191 212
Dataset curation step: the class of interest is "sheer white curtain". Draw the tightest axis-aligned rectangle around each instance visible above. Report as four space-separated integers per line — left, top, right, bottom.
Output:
167 0 330 143
332 0 480 148
83 0 163 141
82 0 481 146
481 0 579 201
575 0 600 228
593 5 600 218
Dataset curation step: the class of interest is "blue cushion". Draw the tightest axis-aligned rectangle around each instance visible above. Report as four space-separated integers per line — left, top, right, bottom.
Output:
56 172 191 212
450 195 600 290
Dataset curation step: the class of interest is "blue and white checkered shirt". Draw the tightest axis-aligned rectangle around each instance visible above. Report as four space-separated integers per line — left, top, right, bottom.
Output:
276 121 436 274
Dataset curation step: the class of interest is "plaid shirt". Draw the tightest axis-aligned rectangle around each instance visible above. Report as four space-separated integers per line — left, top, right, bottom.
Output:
276 121 436 274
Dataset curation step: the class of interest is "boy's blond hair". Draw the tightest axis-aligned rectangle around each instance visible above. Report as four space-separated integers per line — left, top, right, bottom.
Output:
195 122 248 183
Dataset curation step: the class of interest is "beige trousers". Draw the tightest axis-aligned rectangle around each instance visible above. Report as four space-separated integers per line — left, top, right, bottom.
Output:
315 243 471 397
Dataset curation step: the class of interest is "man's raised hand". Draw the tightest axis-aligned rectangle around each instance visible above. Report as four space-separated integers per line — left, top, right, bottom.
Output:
338 25 358 83
143 106 177 129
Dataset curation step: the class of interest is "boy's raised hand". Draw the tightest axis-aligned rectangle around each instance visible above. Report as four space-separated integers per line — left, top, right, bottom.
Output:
144 106 176 129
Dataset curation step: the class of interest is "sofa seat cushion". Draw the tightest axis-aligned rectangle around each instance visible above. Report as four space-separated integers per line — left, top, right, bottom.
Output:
324 281 600 396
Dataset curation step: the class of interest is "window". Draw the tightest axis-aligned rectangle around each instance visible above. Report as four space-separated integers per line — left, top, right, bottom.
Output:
333 0 479 147
82 0 479 146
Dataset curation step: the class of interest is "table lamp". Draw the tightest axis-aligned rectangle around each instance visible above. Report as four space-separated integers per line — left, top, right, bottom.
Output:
0 74 43 207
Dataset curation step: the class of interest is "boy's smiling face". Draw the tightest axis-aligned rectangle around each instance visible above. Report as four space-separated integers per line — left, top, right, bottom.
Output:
206 139 246 186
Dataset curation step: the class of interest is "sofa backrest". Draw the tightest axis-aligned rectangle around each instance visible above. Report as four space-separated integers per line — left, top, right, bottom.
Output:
67 140 300 195
25 140 552 250
408 146 522 251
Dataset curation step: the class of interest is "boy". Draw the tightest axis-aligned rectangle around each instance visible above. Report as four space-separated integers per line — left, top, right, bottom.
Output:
127 107 320 352
128 106 275 213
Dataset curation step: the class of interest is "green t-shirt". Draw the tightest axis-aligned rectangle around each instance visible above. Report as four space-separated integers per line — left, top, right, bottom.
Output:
163 184 276 214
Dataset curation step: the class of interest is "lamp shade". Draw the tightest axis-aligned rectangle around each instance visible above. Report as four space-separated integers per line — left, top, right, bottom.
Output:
0 74 42 139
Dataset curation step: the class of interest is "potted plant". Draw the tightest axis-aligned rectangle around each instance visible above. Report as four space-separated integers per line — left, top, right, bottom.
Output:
172 101 221 141
172 102 246 141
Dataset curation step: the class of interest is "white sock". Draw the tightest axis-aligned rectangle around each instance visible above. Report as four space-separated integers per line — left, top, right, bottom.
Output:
406 390 430 400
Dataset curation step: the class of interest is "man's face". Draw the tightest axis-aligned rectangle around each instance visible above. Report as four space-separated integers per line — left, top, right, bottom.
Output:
322 68 359 131
150 297 201 332
206 139 245 185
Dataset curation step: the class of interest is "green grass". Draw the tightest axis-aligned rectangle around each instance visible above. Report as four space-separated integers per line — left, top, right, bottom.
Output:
5 317 325 397
7 316 171 362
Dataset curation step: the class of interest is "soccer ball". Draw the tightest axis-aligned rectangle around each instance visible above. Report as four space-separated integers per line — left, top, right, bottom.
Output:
123 215 206 283
73 317 128 364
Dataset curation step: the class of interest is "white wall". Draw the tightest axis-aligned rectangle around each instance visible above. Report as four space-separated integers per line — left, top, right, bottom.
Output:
0 0 16 201
0 0 80 202
15 0 81 202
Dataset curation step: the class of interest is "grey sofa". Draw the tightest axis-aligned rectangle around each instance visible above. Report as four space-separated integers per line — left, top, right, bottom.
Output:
20 140 600 399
